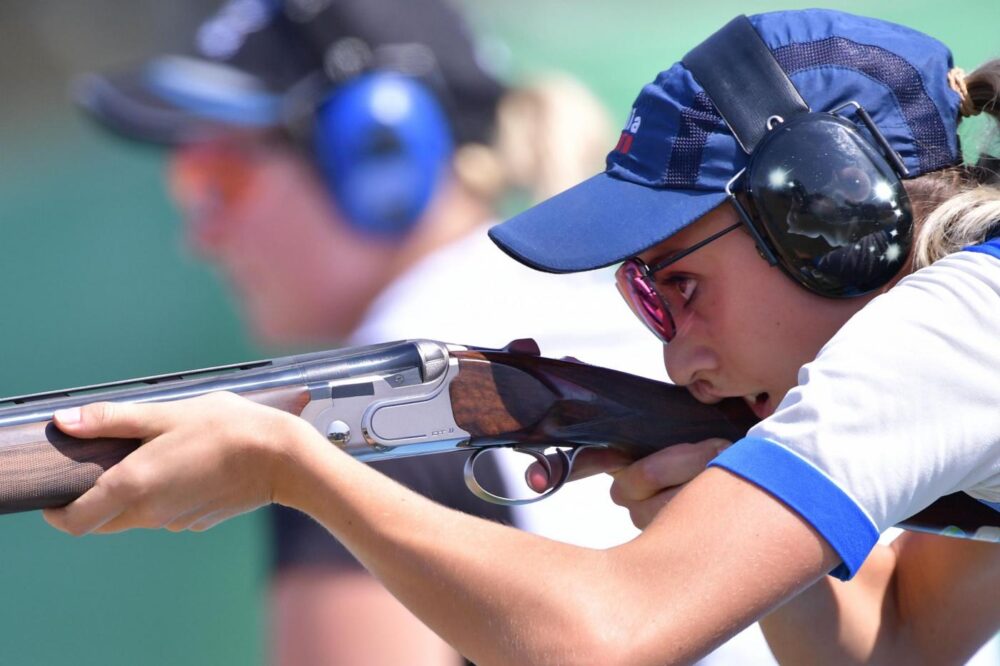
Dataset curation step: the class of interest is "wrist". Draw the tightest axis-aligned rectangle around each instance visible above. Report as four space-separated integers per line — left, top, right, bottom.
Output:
269 413 325 508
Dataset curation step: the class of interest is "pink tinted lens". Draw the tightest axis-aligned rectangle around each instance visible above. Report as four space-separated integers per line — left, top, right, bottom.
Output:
615 260 676 342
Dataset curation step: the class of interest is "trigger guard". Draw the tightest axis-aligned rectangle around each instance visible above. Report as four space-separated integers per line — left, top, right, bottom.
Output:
462 445 598 507
464 447 562 506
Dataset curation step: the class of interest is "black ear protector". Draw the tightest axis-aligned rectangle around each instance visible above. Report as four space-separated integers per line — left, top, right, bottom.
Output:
683 16 913 298
283 51 454 240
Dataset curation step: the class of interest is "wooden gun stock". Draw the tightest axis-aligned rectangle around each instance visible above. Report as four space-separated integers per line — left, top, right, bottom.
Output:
450 349 756 452
451 347 1000 541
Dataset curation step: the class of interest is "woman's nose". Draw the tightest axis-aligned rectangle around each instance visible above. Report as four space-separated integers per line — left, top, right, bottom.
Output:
662 337 719 387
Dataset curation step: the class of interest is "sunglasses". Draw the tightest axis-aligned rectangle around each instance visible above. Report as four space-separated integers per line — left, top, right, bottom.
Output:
169 138 288 214
615 220 742 342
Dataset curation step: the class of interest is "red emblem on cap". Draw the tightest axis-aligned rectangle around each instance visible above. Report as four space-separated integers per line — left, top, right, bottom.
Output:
615 131 634 154
615 108 642 155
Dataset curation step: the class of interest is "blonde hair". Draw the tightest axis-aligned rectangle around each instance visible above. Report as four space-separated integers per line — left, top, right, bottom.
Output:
452 73 614 204
910 58 1000 269
912 185 1000 268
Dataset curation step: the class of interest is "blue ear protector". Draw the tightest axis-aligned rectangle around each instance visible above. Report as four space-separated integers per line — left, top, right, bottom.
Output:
683 16 913 298
308 72 454 239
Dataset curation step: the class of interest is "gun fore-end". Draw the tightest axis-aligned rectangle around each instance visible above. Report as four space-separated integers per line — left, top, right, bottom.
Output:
0 386 311 514
0 423 137 513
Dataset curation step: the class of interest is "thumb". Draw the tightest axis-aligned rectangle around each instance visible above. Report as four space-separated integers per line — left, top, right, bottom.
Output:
53 401 166 440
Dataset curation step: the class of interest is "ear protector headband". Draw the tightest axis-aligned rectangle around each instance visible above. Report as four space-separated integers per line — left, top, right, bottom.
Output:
286 69 454 239
683 16 913 298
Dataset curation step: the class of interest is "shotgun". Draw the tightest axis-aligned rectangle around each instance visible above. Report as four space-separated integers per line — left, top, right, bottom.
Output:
0 338 995 540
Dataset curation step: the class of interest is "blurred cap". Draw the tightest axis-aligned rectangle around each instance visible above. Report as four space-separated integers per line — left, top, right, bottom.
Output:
75 0 507 146
489 9 963 273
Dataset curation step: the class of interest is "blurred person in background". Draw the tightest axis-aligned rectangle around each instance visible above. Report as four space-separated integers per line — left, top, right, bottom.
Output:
75 0 778 664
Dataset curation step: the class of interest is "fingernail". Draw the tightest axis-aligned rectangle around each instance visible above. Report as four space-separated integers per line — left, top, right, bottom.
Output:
54 407 81 426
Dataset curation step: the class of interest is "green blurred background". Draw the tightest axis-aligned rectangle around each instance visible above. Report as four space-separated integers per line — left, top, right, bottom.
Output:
0 1 995 664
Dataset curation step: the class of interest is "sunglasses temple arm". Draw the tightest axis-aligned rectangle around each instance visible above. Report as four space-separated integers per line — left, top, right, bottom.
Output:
727 194 779 266
852 105 910 177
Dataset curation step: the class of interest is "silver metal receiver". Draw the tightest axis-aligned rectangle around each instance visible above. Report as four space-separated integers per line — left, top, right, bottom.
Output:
297 340 473 462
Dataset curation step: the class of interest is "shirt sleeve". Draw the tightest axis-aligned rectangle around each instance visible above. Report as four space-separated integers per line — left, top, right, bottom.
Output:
709 248 1000 579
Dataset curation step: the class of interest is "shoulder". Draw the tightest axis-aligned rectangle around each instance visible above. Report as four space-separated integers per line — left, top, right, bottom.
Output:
823 244 1000 366
894 240 1000 302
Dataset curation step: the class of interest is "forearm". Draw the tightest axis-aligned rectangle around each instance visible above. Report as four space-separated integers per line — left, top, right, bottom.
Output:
760 545 904 664
761 534 1000 665
279 434 838 665
892 533 1000 663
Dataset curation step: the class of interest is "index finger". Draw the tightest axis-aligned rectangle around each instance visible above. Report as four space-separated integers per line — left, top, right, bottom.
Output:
567 447 634 482
525 447 633 492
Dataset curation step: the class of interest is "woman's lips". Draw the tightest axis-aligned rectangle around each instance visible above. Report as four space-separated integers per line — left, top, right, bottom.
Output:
689 382 773 419
688 380 724 404
745 393 771 420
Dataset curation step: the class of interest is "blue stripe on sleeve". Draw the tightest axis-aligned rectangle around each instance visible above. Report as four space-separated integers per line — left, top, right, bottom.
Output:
978 498 1000 513
964 237 1000 261
708 437 879 580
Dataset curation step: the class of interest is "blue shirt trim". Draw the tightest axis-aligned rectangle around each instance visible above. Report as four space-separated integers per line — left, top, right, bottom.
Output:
978 498 1000 513
964 236 1000 261
709 437 879 580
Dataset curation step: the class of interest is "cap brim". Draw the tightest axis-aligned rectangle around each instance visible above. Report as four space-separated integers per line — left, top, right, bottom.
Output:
73 56 283 146
489 172 727 273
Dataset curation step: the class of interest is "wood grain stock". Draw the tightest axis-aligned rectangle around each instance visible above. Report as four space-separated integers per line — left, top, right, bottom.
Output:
0 386 311 514
450 351 1000 538
450 350 758 455
449 354 556 436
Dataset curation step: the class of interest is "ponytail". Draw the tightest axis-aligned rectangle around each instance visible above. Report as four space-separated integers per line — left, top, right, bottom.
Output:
910 58 1000 268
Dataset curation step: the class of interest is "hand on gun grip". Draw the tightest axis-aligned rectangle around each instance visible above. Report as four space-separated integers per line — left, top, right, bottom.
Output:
609 438 732 529
528 439 731 529
524 446 632 493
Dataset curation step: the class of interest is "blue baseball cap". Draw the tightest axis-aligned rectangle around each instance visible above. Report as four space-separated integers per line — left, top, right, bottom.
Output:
489 9 963 273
